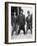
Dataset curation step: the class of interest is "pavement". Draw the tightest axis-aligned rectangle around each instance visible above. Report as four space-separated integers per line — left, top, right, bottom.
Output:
11 30 32 39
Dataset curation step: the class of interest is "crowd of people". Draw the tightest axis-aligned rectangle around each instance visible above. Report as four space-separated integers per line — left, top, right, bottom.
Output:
11 9 32 36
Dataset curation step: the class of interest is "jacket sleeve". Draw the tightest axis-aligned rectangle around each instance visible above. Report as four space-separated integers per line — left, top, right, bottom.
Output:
16 15 19 25
23 15 25 25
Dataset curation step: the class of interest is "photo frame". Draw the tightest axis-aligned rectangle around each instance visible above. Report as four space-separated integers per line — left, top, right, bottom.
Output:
5 2 36 44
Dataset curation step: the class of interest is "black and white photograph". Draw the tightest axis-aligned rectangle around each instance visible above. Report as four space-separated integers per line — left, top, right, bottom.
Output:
5 2 36 44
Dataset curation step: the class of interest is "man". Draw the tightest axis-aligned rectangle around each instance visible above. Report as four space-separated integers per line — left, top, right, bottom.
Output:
11 12 17 36
17 9 25 34
26 11 32 34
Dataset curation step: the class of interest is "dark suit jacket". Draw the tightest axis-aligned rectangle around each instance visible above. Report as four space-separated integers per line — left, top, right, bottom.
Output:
26 15 32 26
17 14 25 26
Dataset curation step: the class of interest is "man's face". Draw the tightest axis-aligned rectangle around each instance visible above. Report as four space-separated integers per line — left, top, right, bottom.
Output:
21 11 23 14
14 12 16 17
20 11 23 15
27 11 30 15
28 12 30 15
27 12 30 18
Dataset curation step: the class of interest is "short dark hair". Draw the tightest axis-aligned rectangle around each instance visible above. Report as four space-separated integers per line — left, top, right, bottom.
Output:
27 11 30 14
20 9 23 12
